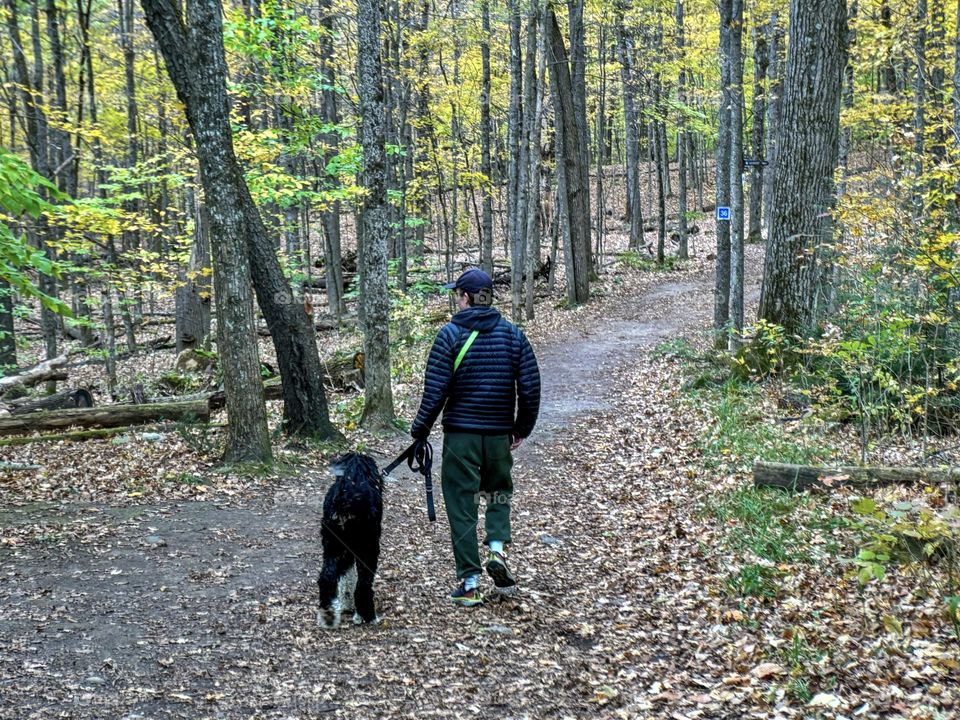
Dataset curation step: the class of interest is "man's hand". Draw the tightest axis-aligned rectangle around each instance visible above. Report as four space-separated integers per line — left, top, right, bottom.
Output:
510 435 524 451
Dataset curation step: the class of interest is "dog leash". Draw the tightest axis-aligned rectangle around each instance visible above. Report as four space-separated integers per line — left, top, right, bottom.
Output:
382 440 436 522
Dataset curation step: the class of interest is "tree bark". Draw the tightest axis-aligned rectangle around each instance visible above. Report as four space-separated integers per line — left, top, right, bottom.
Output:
762 14 784 236
754 461 960 492
10 388 93 415
524 2 546 321
728 0 745 350
0 281 15 371
758 0 847 336
547 5 590 306
175 191 212 352
317 0 345 318
748 26 769 243
567 0 592 274
676 0 689 260
0 353 69 392
140 0 271 462
0 400 211 436
356 0 395 430
480 0 494 276
714 0 733 344
616 2 643 252
954 0 960 140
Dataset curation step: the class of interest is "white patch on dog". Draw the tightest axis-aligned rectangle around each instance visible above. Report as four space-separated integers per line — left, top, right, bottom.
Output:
318 566 358 629
338 565 357 612
317 598 342 629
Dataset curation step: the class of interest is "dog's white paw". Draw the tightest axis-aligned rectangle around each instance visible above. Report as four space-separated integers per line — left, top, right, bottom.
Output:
353 613 380 626
317 600 342 629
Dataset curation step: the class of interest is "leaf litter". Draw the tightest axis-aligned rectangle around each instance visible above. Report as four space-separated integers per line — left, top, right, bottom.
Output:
0 235 958 719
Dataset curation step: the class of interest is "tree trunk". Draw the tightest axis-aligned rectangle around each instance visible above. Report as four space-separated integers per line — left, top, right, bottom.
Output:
748 26 769 243
728 0 745 351
0 281 15 371
356 0 395 430
100 287 118 397
763 14 784 236
318 0 345 318
567 0 592 275
676 0 689 260
513 1 538 321
914 0 927 212
954 0 960 140
175 191 212 352
480 0 494 275
928 0 947 164
616 3 643 252
758 0 847 336
653 79 667 264
714 0 733 345
44 0 75 197
525 3 546 321
547 6 590 306
141 0 272 462
595 22 607 266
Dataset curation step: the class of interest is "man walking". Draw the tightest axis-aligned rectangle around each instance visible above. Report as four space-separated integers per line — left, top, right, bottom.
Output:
411 268 541 606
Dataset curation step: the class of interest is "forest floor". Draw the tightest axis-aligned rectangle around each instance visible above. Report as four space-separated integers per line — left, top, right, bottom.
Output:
1 233 959 719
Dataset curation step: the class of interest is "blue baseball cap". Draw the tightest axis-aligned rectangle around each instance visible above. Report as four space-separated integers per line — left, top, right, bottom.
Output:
443 268 494 294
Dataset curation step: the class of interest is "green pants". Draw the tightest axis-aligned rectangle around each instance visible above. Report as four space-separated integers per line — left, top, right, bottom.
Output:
441 432 514 579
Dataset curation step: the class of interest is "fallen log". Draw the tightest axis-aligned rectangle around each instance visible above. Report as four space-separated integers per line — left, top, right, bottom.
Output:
753 461 960 492
208 381 284 410
0 399 210 437
10 388 94 414
0 354 70 393
322 351 365 390
0 422 227 447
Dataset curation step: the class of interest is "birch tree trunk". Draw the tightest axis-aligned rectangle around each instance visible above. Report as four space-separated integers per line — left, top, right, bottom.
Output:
758 0 847 336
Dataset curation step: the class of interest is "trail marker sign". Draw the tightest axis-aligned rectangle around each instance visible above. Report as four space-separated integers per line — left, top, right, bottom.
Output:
716 206 731 221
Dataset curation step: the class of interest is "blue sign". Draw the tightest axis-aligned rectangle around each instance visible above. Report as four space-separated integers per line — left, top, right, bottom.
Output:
716 206 731 221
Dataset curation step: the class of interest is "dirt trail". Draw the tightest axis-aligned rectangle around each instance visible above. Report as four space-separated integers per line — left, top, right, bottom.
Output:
0 253 762 719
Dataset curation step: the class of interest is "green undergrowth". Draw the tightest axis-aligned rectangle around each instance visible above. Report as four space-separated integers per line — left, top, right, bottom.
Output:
661 336 960 655
658 338 846 600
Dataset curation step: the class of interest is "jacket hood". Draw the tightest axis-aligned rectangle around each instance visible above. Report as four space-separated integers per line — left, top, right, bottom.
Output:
451 306 502 333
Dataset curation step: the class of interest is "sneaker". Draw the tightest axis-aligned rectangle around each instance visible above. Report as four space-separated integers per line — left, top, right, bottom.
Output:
449 582 484 607
485 551 517 588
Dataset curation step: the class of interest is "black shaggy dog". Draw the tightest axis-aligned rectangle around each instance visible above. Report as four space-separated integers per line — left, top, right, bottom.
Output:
317 453 383 628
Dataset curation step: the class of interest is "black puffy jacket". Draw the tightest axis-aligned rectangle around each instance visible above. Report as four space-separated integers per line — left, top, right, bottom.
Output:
411 306 540 439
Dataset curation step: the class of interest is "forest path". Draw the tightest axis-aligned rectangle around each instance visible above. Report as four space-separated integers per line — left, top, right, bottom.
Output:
0 247 765 719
